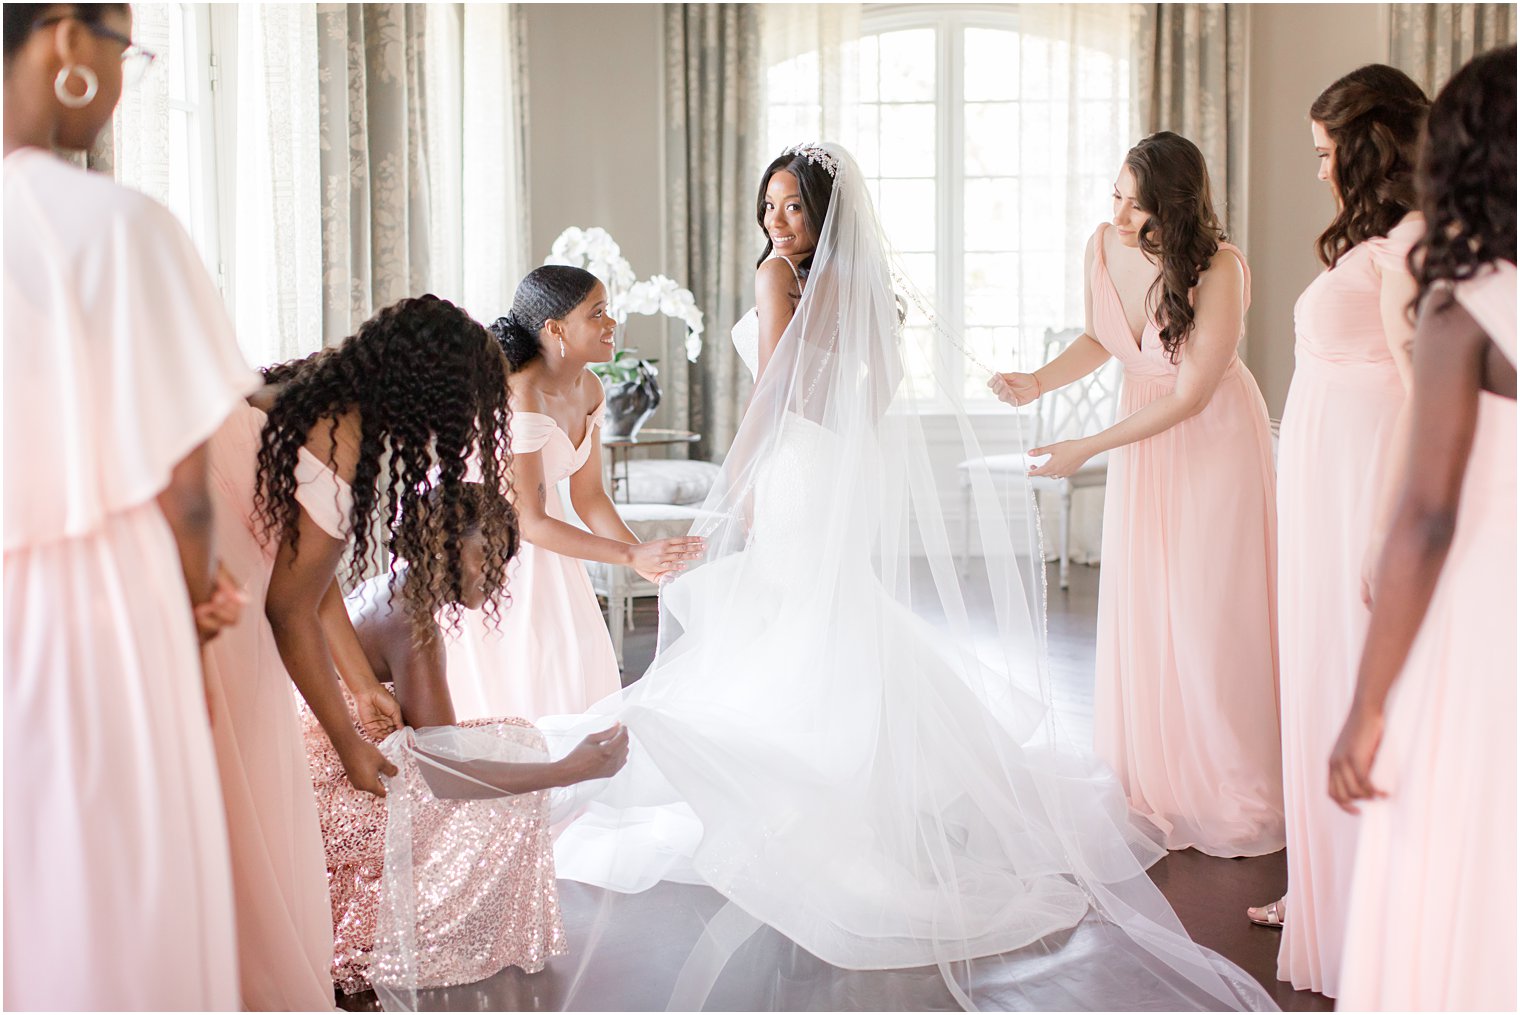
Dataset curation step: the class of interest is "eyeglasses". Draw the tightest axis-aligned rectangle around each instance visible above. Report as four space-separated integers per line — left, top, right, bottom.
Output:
35 14 159 88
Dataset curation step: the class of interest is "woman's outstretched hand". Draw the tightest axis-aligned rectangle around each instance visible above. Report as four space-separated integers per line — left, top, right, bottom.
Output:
629 536 706 584
337 735 400 798
558 723 631 785
354 683 403 740
988 371 1041 407
1027 440 1093 480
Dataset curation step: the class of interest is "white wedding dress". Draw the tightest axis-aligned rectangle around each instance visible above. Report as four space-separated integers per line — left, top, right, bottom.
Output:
378 144 1277 1012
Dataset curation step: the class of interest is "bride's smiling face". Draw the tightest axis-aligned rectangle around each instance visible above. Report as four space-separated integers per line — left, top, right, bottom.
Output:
763 171 818 259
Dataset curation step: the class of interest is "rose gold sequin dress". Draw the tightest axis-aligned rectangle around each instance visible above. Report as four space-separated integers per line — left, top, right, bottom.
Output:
301 703 567 995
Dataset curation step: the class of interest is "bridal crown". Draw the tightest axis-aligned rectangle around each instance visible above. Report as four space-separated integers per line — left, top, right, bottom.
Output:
782 142 840 178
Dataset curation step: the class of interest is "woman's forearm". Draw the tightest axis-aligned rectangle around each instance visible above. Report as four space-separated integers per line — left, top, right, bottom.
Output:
519 512 634 565
1081 391 1200 457
267 605 363 750
318 578 384 695
412 750 570 799
1032 334 1111 394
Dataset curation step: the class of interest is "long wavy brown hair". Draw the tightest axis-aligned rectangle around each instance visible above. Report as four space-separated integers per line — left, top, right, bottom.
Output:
1410 45 1516 310
1310 64 1429 268
254 294 517 636
1125 132 1227 364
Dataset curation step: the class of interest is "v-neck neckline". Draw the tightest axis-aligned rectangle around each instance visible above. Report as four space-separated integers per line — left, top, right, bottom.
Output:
1097 225 1155 352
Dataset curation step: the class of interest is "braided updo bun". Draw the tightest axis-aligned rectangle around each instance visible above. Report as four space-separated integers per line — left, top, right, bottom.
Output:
492 265 601 370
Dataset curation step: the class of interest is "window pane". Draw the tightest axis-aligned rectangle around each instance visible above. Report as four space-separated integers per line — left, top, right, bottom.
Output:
895 252 936 303
901 324 939 401
857 33 880 103
964 252 1019 325
878 103 934 177
964 103 1018 176
878 28 935 102
1019 101 1065 174
963 178 1017 252
1020 176 1065 253
877 178 935 252
964 27 1019 102
962 326 1021 398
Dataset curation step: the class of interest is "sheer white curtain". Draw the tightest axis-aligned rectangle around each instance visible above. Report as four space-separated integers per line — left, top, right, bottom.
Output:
230 3 323 367
98 4 527 365
424 3 530 324
760 4 862 149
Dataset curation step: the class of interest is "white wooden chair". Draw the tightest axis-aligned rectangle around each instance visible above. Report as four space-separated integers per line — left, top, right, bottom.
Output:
957 327 1121 589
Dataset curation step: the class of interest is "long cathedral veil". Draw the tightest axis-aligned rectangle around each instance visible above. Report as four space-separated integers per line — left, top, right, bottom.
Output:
372 143 1277 1011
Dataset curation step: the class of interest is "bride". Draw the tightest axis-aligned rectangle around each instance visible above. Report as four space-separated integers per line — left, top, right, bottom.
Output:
374 143 1277 1012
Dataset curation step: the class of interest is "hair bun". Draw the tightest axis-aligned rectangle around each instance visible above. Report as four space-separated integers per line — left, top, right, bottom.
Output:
490 313 542 370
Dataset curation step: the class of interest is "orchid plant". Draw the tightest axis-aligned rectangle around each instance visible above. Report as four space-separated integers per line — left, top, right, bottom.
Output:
545 227 705 362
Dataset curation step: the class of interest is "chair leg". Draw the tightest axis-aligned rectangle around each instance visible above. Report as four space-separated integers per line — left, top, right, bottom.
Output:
1059 481 1072 591
608 571 626 669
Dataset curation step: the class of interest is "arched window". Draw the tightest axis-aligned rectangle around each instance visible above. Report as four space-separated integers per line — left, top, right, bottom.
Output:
767 5 1134 406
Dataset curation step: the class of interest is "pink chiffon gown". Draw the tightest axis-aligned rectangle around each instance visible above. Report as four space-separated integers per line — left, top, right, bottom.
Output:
1089 223 1286 858
202 401 355 1010
1275 216 1420 997
1337 262 1516 1011
446 402 621 721
3 148 254 1009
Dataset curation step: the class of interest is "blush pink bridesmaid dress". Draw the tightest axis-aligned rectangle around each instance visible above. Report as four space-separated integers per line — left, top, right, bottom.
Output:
201 401 355 1010
445 402 621 721
4 148 254 1010
1275 215 1421 997
1337 262 1516 1011
1088 223 1286 859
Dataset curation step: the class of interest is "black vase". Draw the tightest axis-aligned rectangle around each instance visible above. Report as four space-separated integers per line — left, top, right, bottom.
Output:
603 372 661 439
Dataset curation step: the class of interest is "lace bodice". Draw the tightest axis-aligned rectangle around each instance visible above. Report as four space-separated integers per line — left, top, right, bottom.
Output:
731 253 804 381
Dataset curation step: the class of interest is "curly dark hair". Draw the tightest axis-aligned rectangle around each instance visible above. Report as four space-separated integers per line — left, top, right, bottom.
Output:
1309 64 1429 268
254 294 517 636
1410 45 1517 310
396 482 519 623
755 150 836 281
1124 132 1228 364
492 265 602 370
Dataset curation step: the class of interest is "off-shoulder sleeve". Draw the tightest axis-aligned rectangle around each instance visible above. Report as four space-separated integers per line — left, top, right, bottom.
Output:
588 398 608 432
1453 261 1517 365
509 412 560 454
1366 214 1424 274
293 447 355 541
4 156 260 550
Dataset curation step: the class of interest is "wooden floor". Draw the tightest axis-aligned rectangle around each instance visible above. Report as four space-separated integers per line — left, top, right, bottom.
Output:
340 560 1332 1011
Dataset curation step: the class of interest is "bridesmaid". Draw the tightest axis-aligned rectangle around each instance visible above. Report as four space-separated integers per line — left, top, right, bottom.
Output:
308 482 629 998
990 131 1284 858
445 265 703 721
1330 44 1516 1011
1244 67 1427 1000
202 295 519 1009
3 5 252 1008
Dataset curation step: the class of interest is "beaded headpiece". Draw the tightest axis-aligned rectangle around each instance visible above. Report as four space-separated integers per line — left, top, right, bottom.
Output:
781 142 840 178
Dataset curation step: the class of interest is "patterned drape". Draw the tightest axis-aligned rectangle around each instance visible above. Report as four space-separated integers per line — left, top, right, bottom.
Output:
317 3 433 345
1133 4 1249 248
662 4 763 458
1390 3 1517 94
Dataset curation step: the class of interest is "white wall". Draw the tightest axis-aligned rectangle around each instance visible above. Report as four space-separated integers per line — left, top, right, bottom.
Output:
521 4 669 354
1244 4 1392 417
